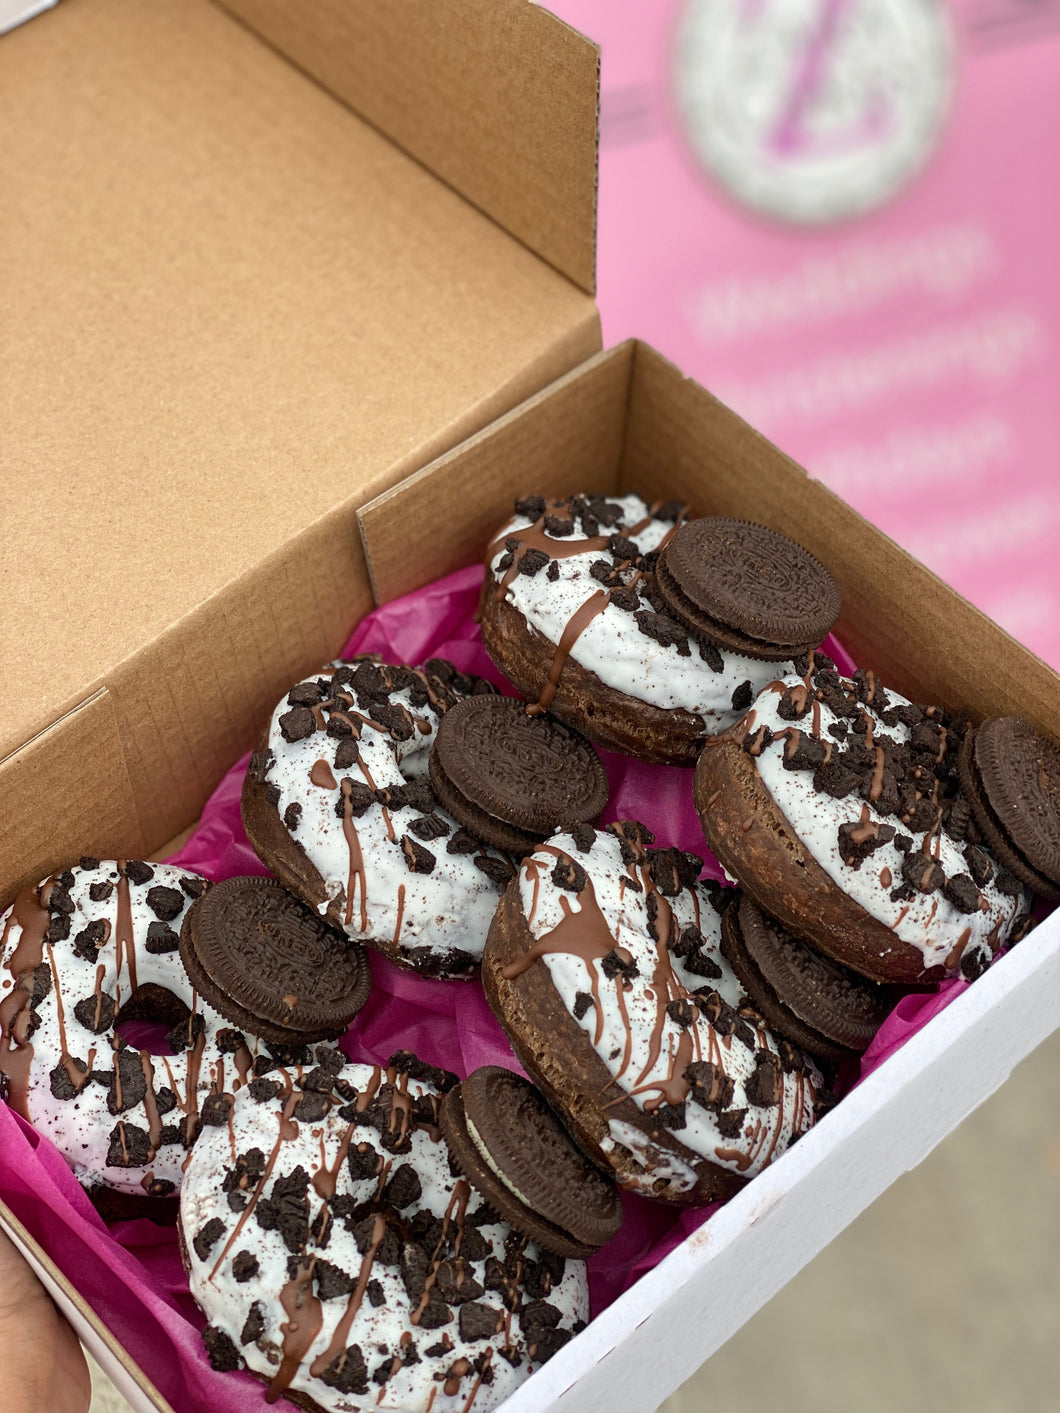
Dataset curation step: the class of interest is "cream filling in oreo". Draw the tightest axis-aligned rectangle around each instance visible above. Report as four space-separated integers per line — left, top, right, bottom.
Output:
182 1061 589 1413
265 675 509 966
518 831 821 1183
466 1111 537 1212
749 675 1029 974
490 495 794 724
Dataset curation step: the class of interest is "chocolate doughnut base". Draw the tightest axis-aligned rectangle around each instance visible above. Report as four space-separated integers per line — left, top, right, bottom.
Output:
478 578 708 768
482 880 745 1208
695 733 943 986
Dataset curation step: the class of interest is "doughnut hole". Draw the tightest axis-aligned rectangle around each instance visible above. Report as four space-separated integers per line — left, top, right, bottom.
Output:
114 983 191 1055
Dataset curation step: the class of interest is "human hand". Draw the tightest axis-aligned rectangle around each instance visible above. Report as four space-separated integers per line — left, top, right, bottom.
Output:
0 1225 92 1413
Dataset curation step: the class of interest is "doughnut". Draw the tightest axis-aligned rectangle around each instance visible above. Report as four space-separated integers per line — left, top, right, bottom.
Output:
242 656 517 980
180 1051 590 1410
695 660 1033 985
482 822 825 1206
478 493 810 766
0 860 265 1199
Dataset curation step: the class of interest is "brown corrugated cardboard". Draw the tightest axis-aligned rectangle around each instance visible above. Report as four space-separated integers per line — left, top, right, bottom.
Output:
0 0 600 904
360 340 1060 743
4 334 1058 1413
220 0 600 292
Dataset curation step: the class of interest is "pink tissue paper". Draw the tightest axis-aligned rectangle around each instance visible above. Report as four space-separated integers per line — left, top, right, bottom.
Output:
0 563 1004 1412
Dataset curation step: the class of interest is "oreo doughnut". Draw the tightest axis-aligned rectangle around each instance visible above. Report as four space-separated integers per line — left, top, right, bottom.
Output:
0 860 265 1200
243 656 516 980
482 823 825 1206
478 494 809 767
695 660 1032 985
181 1053 589 1410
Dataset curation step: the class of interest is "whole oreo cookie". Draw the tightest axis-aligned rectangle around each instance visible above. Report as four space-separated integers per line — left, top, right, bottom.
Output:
720 893 897 1062
179 877 371 1045
655 517 841 660
429 697 609 855
180 1055 590 1410
958 718 1060 902
441 1067 622 1259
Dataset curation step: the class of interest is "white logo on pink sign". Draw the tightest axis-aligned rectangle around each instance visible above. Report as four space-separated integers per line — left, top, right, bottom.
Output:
674 0 955 223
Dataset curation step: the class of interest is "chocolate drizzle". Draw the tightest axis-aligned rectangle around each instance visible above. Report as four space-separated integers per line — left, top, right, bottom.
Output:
0 885 52 1116
339 780 368 931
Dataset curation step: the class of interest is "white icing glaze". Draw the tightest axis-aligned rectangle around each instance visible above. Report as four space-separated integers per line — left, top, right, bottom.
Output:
0 863 262 1196
601 1119 699 1195
746 674 1030 974
261 663 512 975
517 830 821 1185
182 1060 589 1413
489 494 794 725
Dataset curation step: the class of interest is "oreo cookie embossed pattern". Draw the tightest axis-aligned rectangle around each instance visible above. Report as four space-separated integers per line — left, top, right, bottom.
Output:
0 861 266 1199
697 659 1032 984
655 516 841 661
429 696 609 855
179 877 371 1045
243 656 516 979
181 1054 589 1412
479 494 809 765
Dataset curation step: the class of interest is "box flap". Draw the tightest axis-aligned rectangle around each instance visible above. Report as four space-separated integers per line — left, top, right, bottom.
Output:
220 0 600 294
0 0 600 778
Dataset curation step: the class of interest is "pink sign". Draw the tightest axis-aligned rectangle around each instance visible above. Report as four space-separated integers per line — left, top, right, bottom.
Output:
550 0 1060 669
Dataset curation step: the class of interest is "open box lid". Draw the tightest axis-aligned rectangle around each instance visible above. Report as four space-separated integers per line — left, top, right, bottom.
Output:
0 0 600 899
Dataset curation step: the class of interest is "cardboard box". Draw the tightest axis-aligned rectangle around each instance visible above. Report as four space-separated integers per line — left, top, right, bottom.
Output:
2 4 1058 1412
0 0 600 901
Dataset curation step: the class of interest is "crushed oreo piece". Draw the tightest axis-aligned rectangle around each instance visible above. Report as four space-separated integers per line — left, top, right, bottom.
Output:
600 948 639 981
745 1052 782 1108
201 1094 233 1128
401 836 437 875
571 991 595 1022
317 1344 369 1396
943 873 981 915
106 1121 152 1168
901 852 943 895
202 1326 244 1373
123 861 154 886
145 921 180 954
964 844 993 887
685 1060 734 1113
634 609 691 656
193 1217 226 1261
279 706 317 742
